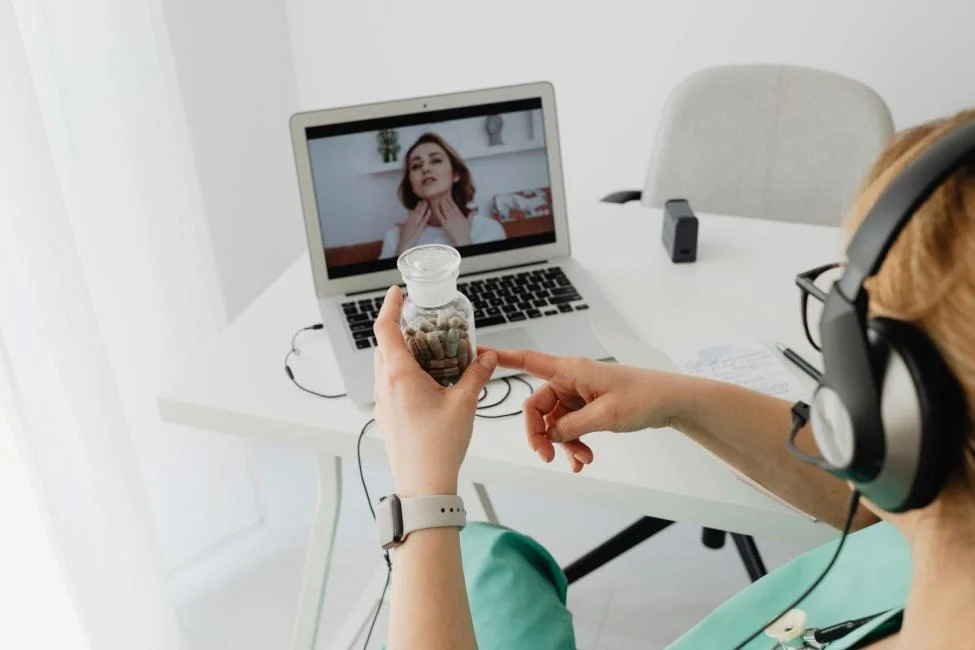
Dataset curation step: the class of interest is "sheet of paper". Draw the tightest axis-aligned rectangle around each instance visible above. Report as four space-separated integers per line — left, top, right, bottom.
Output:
669 337 812 403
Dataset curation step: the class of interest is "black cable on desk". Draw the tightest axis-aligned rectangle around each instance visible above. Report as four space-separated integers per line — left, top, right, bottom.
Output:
476 375 533 418
283 324 347 399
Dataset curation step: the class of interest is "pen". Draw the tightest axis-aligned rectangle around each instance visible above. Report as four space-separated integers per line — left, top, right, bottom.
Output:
775 343 823 382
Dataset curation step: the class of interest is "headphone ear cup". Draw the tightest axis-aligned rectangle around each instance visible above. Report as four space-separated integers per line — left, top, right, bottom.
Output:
865 317 965 512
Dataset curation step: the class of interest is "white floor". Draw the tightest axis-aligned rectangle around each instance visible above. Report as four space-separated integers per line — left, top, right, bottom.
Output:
171 445 821 650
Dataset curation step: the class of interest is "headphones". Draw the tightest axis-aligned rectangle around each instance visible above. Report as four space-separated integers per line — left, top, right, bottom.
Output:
808 119 975 513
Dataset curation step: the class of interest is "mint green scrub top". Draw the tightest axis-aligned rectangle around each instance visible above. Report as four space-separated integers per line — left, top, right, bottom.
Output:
416 520 909 649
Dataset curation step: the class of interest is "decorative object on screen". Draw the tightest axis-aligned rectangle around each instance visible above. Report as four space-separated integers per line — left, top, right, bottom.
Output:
491 187 553 222
485 114 504 146
377 128 401 163
398 244 477 387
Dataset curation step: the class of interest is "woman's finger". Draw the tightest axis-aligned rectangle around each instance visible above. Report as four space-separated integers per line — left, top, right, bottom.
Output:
524 383 558 462
560 444 584 473
560 439 594 473
374 287 414 373
562 439 594 465
372 345 385 401
484 347 561 380
544 401 571 425
547 396 612 442
562 444 583 473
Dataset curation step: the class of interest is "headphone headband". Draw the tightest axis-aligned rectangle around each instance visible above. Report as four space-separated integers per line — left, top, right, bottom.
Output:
812 117 975 508
838 119 975 302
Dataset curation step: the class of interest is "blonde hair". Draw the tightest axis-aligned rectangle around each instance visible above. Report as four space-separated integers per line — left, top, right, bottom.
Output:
844 109 975 484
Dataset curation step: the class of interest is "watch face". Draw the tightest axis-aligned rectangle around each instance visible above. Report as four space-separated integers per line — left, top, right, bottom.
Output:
377 495 403 550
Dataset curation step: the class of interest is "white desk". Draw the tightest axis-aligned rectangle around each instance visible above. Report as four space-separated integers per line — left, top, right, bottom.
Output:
159 202 845 650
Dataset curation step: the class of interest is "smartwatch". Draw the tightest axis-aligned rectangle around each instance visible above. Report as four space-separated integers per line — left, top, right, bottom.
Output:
376 494 467 550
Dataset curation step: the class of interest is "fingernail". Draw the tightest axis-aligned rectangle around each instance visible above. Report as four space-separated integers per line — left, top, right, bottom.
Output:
536 449 549 463
573 453 588 465
479 351 497 369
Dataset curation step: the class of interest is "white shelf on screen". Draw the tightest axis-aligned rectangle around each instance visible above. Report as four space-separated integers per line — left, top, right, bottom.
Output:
365 138 545 175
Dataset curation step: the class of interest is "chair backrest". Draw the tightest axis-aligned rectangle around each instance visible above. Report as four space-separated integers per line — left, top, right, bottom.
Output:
643 65 894 226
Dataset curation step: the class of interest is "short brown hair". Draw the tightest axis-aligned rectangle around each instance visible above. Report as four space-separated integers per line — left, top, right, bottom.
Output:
845 109 975 485
398 133 476 216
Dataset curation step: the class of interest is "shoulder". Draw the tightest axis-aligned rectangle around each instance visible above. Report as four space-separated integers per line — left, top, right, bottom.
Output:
379 226 401 258
470 215 506 240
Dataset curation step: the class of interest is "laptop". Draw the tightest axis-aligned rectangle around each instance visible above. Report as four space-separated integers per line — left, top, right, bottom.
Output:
289 82 631 403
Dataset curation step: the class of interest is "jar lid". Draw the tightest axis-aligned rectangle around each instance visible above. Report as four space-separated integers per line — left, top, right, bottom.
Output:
397 244 461 283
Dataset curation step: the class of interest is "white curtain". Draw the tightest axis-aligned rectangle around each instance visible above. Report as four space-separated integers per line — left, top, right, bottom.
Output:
1 0 254 646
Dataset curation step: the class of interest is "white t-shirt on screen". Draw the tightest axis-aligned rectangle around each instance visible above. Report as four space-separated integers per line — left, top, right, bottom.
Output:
379 214 506 259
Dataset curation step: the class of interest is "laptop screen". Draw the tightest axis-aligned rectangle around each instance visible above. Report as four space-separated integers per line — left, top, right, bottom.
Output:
305 98 556 279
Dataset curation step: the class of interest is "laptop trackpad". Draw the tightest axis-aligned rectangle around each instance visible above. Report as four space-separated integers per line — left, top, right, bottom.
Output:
478 327 536 352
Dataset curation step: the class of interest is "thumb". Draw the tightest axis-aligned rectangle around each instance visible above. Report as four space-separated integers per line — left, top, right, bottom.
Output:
547 398 608 442
455 351 497 400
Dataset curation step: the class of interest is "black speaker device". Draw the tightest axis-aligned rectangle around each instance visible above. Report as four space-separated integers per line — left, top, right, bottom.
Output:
662 199 698 263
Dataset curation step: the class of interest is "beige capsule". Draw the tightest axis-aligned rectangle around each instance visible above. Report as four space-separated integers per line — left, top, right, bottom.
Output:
445 328 460 357
426 330 446 360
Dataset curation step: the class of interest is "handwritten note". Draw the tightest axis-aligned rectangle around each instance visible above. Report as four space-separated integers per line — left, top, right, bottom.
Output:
670 338 811 403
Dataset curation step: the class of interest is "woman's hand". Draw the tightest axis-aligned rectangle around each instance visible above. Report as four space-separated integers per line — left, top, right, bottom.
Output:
487 348 693 472
434 196 473 247
396 201 430 256
374 287 498 496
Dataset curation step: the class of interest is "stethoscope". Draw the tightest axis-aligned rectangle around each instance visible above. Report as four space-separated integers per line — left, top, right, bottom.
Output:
764 609 889 649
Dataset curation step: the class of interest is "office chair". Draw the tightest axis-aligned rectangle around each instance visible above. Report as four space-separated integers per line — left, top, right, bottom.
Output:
604 64 894 226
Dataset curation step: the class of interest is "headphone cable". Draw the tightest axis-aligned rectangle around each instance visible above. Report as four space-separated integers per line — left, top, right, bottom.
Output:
356 417 391 650
732 489 862 649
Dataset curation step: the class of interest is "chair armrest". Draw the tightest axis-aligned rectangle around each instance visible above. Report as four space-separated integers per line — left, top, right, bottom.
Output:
600 190 643 204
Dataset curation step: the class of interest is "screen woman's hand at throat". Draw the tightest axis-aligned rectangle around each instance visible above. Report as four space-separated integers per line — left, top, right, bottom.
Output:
396 201 430 257
433 195 473 247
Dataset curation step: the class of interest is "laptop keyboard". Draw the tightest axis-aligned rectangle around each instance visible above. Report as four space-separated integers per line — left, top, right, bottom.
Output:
341 266 588 350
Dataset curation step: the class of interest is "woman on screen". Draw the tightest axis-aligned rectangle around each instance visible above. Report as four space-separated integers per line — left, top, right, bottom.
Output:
379 132 506 258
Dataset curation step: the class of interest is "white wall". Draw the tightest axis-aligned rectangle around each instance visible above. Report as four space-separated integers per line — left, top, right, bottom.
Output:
310 110 548 247
286 0 975 214
152 0 313 570
164 0 306 319
13 0 270 576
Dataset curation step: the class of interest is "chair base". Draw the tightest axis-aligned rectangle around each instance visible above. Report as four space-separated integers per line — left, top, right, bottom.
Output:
563 517 767 585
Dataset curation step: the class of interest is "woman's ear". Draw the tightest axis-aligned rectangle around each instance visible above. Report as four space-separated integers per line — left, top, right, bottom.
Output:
453 173 460 183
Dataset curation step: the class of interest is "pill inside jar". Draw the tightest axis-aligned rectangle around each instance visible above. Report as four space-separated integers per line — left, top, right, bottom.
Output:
397 244 476 386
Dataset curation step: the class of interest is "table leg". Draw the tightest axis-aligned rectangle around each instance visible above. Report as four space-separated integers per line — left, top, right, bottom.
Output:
292 453 342 650
328 566 390 650
461 482 498 524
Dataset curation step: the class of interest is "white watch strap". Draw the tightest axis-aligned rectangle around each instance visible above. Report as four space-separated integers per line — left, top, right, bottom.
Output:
400 495 466 539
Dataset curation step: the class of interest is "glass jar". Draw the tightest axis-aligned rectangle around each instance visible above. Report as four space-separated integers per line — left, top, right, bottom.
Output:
397 244 476 387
